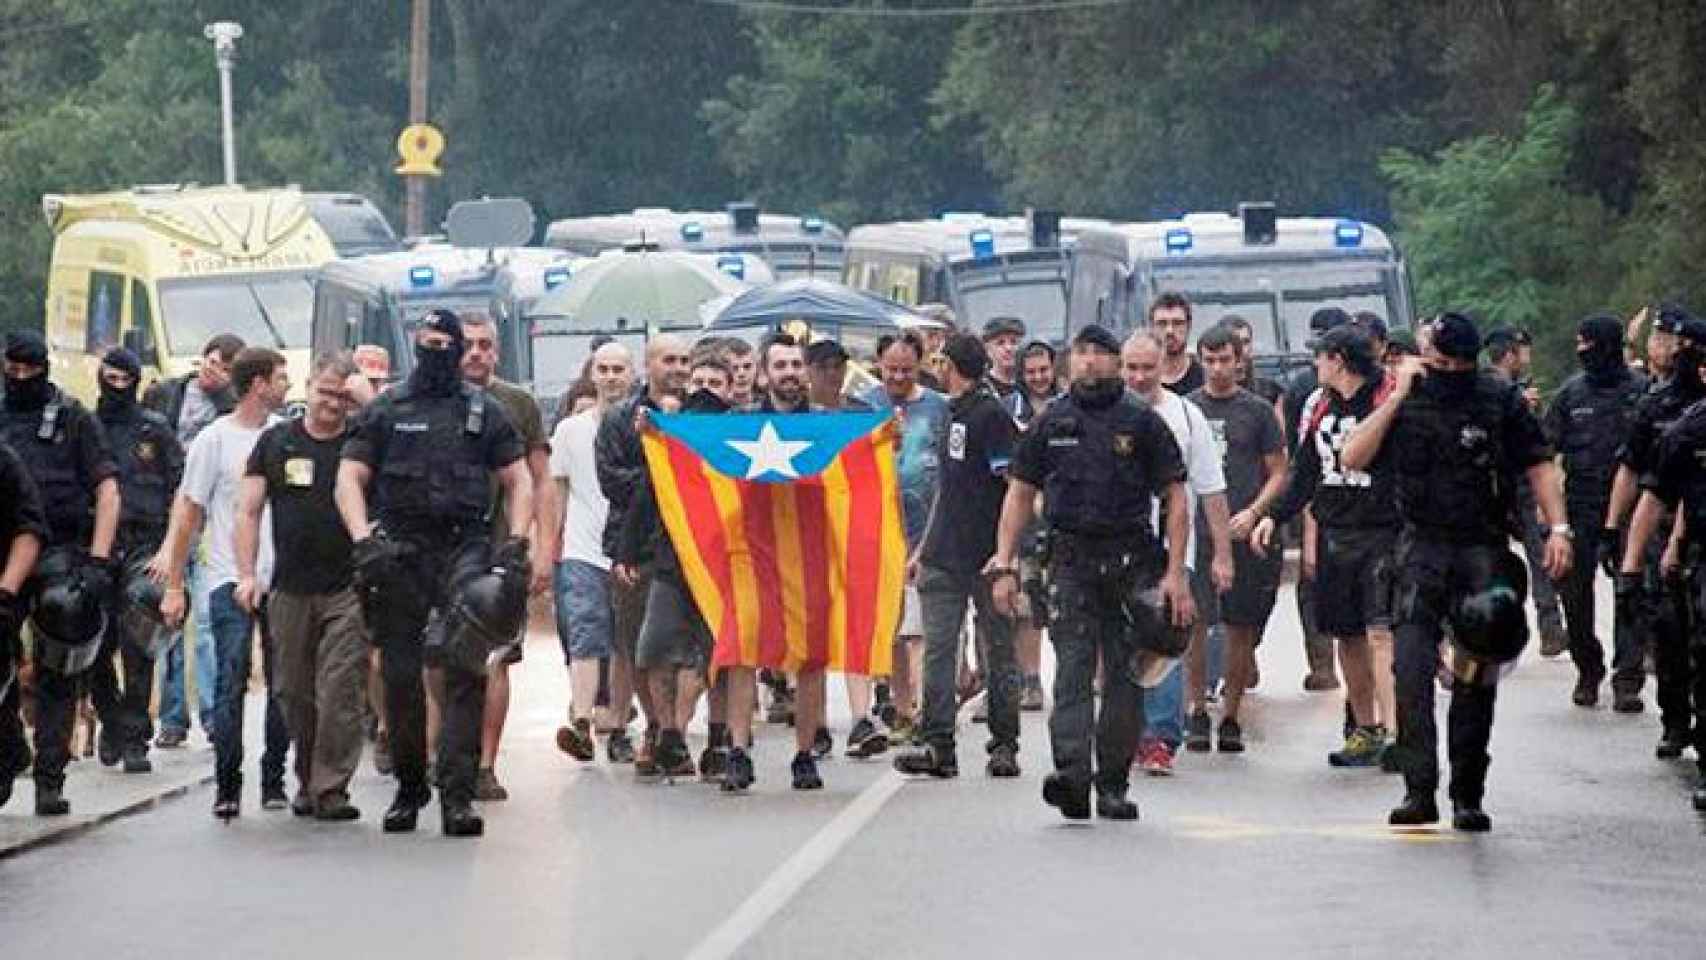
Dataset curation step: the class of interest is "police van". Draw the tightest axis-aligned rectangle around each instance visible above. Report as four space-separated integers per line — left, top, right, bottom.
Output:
842 212 1108 345
40 184 395 403
1068 205 1414 376
544 203 843 280
309 245 576 389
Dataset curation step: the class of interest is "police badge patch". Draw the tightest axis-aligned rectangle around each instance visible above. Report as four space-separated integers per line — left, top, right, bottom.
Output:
135 440 157 463
1113 433 1135 456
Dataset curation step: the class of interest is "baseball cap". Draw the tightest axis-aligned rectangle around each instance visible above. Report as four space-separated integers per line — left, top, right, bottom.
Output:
1431 312 1482 362
982 316 1026 341
1072 323 1122 355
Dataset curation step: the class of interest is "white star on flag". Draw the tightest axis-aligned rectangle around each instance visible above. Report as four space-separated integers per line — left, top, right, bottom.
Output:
727 420 813 480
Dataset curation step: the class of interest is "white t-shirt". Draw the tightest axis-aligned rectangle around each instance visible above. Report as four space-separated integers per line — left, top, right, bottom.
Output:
1144 389 1225 571
180 414 276 589
549 409 611 569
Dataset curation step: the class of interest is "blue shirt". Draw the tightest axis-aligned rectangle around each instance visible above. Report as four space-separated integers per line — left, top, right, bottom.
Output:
860 385 949 548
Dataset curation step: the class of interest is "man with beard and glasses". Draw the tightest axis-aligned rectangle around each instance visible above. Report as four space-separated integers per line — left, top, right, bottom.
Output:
0 331 120 816
91 348 183 774
153 347 292 819
1152 294 1204 396
336 311 532 837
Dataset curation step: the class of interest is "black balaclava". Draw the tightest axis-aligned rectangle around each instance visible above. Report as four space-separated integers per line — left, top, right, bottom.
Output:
3 331 52 411
1577 313 1626 385
1067 325 1125 409
411 309 466 397
97 347 143 420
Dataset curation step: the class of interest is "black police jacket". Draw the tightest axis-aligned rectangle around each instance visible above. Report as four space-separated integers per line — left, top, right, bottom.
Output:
0 385 117 546
1543 367 1647 509
99 403 183 539
1618 375 1705 481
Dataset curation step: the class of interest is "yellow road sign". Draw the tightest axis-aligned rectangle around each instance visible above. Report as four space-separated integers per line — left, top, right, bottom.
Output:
396 123 445 176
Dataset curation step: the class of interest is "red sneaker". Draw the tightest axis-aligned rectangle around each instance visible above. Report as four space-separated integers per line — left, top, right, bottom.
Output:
1138 739 1175 777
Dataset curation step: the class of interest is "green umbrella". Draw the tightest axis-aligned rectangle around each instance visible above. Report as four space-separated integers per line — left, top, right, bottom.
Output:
528 249 753 336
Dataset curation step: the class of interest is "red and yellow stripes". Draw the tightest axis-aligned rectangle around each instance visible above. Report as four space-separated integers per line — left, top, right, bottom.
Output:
641 420 903 675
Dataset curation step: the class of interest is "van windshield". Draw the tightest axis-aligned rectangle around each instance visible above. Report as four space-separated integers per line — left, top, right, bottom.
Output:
953 262 1069 343
158 272 314 355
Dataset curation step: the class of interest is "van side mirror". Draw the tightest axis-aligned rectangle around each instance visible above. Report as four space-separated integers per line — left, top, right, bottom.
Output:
122 327 159 368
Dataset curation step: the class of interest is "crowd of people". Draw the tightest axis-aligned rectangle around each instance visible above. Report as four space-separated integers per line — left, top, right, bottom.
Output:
2 288 1704 839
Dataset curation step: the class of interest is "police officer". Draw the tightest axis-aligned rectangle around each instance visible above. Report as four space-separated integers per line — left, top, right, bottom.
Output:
985 323 1194 822
88 347 182 774
1619 391 1706 811
1342 313 1570 832
1 330 123 816
1603 306 1706 750
0 439 47 811
335 310 533 837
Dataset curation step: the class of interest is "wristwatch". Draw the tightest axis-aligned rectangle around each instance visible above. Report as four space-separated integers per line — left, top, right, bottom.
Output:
1549 524 1574 539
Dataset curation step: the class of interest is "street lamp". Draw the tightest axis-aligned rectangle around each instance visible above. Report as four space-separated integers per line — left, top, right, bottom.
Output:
203 21 243 186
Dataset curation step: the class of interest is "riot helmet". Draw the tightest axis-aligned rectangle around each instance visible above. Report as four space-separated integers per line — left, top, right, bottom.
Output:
118 555 174 660
1446 546 1529 686
429 542 528 675
29 548 107 675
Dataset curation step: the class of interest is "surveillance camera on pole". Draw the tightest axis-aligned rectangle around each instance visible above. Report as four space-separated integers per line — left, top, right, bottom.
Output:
203 21 244 186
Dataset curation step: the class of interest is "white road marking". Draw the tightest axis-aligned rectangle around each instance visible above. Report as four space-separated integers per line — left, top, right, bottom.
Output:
685 770 907 960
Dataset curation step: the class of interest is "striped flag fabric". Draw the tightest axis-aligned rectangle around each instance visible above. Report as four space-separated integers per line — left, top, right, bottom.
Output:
640 410 906 675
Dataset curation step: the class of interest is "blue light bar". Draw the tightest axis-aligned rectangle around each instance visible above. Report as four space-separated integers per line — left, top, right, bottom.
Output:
1164 228 1193 254
543 266 571 290
800 216 824 234
969 229 996 260
408 265 436 287
681 221 704 242
1334 219 1364 247
716 254 745 280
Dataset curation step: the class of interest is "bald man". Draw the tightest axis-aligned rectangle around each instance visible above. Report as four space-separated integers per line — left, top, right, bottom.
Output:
594 334 690 773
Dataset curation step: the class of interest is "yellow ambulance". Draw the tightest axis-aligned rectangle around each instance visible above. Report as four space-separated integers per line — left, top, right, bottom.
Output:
40 184 394 404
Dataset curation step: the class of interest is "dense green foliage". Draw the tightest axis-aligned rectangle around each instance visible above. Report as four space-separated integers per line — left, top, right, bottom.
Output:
2 0 1702 382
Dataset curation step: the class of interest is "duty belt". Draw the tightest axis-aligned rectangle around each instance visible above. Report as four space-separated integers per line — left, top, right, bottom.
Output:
1048 530 1157 576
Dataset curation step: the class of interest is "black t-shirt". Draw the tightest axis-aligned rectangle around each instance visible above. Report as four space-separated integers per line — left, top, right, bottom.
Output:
1163 358 1205 396
921 387 1018 574
1187 386 1285 513
1268 376 1399 530
246 420 355 594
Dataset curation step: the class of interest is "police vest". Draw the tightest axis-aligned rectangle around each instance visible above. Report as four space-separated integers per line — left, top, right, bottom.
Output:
102 407 175 531
1035 393 1159 542
1554 373 1645 504
1390 374 1518 542
375 384 491 529
0 389 93 543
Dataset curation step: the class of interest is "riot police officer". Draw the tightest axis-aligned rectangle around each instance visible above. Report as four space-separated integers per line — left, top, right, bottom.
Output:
0 331 123 816
0 440 47 811
335 310 533 837
89 348 183 773
986 324 1194 823
1543 315 1648 711
1342 313 1571 832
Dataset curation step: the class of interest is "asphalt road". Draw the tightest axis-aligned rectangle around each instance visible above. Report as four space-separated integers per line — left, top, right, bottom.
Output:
2 578 1702 960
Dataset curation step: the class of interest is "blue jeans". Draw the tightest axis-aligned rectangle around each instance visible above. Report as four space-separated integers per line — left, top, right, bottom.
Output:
208 582 256 788
159 559 216 734
1143 663 1185 747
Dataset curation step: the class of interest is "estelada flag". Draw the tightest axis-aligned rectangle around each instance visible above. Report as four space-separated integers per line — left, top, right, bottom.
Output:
640 410 906 675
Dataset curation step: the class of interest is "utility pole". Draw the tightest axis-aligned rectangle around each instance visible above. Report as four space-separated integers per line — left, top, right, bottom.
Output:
204 21 244 186
406 0 431 237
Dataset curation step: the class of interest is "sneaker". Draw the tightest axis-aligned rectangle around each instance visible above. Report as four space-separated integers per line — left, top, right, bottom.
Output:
1020 676 1046 712
1329 727 1383 768
791 751 823 790
1612 692 1644 714
846 718 889 759
1388 792 1439 826
1572 675 1600 708
290 792 316 817
260 782 289 811
155 728 187 749
889 715 918 746
373 731 394 775
314 796 361 822
606 729 636 764
657 731 696 780
1138 739 1175 777
811 727 834 760
212 785 239 822
556 719 596 761
722 747 755 792
1095 788 1140 821
1041 773 1091 820
475 768 509 801
1538 619 1568 658
1656 727 1691 760
1452 802 1492 832
893 743 958 778
121 745 152 774
1217 719 1245 753
1184 711 1212 753
699 745 728 782
986 743 1020 778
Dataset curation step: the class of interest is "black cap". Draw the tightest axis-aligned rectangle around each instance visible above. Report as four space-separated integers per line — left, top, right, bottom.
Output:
1431 312 1481 362
940 332 989 381
1309 307 1351 335
101 347 142 379
1482 325 1532 351
982 316 1026 341
4 330 48 367
419 308 465 349
1313 326 1380 377
1681 316 1706 349
804 340 849 366
1072 323 1122 355
1351 311 1388 343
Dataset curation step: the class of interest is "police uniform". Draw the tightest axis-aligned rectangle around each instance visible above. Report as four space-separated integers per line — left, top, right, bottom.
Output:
1 332 120 814
0 440 49 810
343 313 525 834
1008 325 1185 818
88 348 184 770
1373 317 1553 826
1634 397 1706 809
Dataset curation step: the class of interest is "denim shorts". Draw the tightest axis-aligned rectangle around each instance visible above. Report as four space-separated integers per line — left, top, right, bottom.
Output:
554 559 614 663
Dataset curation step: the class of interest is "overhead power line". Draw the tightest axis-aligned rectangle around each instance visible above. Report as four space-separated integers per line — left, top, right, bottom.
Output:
696 0 1141 16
